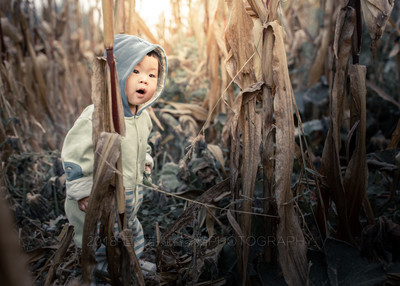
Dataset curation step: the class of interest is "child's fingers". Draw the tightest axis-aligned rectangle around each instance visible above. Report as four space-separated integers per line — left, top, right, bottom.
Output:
78 201 86 212
78 197 89 212
145 165 151 174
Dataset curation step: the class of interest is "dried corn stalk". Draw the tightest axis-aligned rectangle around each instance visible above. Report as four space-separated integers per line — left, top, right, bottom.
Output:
202 0 228 119
223 0 308 285
81 1 142 284
317 0 392 243
343 64 370 235
318 5 356 243
263 20 308 286
224 0 261 284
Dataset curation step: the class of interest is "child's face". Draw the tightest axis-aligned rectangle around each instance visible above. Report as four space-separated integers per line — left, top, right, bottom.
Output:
125 55 159 114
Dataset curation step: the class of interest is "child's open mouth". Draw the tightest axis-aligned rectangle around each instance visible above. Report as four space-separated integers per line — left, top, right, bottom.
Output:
137 89 145 94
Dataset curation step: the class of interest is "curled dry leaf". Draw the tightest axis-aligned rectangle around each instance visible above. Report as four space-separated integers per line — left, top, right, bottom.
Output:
207 144 227 177
343 64 368 236
224 0 257 89
360 0 394 44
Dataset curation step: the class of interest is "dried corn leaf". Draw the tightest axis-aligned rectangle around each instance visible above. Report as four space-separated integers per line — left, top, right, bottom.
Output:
203 15 222 119
239 82 262 283
164 102 208 121
106 57 126 136
360 0 394 45
148 107 164 131
91 57 109 143
343 64 369 236
92 54 126 218
228 92 242 202
81 132 122 283
261 24 276 263
266 21 308 286
319 6 355 243
207 144 226 177
227 209 244 241
225 0 257 89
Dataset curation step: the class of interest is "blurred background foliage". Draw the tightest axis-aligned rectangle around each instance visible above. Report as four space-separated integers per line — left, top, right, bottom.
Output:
1 0 400 285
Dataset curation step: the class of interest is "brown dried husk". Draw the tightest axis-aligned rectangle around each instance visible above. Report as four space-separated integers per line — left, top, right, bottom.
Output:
239 82 262 284
265 21 308 286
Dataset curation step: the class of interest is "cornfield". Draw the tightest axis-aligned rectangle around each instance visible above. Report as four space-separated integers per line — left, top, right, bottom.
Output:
1 0 400 285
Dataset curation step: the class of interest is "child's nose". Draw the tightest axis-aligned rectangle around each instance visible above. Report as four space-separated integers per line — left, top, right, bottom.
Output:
139 76 148 84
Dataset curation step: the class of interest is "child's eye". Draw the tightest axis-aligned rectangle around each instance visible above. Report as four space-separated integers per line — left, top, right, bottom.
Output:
149 73 156 78
133 69 139 74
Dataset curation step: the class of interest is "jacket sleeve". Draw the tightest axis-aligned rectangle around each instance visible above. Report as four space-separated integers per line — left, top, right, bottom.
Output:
61 109 94 201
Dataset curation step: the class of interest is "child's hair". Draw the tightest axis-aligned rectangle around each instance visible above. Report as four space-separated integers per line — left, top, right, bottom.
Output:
146 50 161 76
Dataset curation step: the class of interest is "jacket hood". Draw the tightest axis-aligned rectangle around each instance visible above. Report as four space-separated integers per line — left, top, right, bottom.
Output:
110 34 167 117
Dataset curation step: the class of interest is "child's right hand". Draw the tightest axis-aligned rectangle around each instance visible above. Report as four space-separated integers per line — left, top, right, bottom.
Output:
78 196 89 212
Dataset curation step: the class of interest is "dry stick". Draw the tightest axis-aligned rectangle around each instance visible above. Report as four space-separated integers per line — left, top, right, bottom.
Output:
292 94 325 247
102 1 143 284
141 183 278 218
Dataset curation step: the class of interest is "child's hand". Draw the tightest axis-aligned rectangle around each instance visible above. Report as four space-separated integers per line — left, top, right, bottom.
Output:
145 164 152 174
143 167 152 187
78 196 89 212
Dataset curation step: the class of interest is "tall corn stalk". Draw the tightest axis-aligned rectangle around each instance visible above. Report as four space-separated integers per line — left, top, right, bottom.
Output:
81 0 143 284
224 0 308 285
316 0 393 243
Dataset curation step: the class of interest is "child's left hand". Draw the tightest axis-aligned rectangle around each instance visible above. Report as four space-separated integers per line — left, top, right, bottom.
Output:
143 165 152 187
145 164 151 174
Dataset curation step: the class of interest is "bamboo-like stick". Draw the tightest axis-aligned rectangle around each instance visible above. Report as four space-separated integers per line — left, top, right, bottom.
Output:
102 0 114 49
